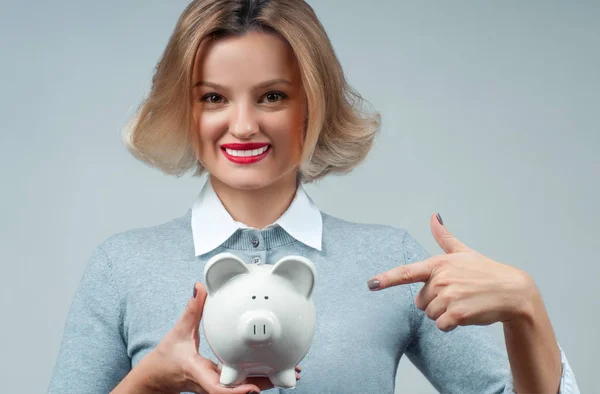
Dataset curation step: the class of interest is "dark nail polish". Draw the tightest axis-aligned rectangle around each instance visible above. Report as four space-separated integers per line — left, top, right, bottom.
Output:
247 392 259 394
367 279 380 290
193 286 197 298
436 213 444 225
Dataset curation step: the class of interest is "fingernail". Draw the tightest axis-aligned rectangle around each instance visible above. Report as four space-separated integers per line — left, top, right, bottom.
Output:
193 286 197 298
436 212 444 225
367 279 380 290
247 392 259 394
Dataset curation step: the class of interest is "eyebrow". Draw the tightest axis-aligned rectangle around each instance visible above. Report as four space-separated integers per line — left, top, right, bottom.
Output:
192 78 292 90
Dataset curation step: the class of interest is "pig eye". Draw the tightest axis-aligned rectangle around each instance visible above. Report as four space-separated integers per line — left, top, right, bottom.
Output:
252 296 256 299
264 296 269 300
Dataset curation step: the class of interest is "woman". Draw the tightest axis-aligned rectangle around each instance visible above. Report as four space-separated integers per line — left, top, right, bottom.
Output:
48 1 579 393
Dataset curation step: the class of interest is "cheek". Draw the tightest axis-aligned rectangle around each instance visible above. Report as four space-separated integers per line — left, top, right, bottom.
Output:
197 113 227 147
267 111 305 149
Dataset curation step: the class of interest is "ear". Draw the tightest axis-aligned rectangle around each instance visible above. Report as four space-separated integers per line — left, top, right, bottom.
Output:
203 252 250 296
270 255 316 299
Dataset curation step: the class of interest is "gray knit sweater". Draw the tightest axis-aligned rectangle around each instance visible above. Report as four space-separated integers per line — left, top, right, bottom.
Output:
48 209 579 393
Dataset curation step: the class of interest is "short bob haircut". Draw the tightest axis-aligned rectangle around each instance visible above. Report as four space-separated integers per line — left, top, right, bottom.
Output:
123 0 380 183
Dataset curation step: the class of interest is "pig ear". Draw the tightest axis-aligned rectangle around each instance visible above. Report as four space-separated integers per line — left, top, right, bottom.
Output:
203 253 250 296
270 255 316 299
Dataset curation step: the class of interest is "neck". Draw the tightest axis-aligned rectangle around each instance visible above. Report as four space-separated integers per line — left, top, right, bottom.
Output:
210 172 298 229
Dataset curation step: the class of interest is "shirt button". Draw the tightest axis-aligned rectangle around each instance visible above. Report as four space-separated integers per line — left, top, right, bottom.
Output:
251 237 260 248
251 256 261 264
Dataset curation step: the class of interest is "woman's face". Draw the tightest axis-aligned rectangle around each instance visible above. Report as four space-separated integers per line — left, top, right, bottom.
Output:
191 30 307 191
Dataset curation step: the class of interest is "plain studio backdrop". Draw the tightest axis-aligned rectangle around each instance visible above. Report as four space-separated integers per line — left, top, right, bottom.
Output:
1 1 598 392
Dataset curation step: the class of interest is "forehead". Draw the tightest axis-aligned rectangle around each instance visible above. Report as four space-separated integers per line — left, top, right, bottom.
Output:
192 30 301 84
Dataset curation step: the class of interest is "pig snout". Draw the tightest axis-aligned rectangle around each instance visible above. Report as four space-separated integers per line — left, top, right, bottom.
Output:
239 310 282 347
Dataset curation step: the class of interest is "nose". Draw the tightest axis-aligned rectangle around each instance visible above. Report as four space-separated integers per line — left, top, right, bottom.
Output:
229 101 259 140
239 310 282 347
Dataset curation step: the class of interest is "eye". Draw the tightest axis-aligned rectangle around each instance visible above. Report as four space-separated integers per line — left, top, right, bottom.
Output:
264 296 269 300
261 91 287 104
201 93 224 104
252 296 256 299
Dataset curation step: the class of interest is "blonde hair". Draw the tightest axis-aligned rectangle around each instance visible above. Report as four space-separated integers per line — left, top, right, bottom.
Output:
122 0 381 182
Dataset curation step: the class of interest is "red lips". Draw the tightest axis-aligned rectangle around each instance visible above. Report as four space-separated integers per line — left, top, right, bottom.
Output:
221 142 271 164
221 142 270 150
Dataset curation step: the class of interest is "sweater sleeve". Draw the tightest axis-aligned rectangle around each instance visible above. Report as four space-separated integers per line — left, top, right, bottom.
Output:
47 245 131 393
400 230 580 394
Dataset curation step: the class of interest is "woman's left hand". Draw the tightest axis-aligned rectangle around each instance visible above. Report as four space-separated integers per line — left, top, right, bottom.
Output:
367 213 539 332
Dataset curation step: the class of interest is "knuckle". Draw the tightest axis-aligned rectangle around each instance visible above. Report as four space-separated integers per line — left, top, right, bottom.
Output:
432 262 452 282
396 265 413 282
449 306 468 322
414 294 425 310
440 323 457 332
436 318 451 331
438 289 455 304
429 277 445 292
515 269 533 289
437 258 451 268
425 306 437 320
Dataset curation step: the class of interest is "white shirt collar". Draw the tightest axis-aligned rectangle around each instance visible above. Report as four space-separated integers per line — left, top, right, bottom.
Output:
191 178 323 256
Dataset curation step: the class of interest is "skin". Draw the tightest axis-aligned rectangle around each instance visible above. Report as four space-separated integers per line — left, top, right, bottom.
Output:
112 31 305 394
190 30 308 229
113 31 563 393
368 214 563 393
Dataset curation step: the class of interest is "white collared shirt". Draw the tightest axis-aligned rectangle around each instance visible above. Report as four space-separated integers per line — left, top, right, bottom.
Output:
191 178 323 256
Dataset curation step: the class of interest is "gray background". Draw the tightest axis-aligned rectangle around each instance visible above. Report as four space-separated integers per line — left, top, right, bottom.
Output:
1 1 597 392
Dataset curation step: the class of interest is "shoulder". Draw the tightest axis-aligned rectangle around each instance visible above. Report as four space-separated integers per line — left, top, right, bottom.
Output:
96 209 193 263
321 211 431 262
321 211 404 242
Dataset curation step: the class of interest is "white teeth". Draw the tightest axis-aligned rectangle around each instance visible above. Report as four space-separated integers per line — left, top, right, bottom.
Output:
225 146 269 157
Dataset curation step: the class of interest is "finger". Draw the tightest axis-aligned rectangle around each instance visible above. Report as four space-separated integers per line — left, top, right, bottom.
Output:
206 360 274 392
246 374 299 385
424 295 448 321
435 310 459 332
414 280 439 311
245 368 301 388
430 213 471 254
180 282 208 332
368 259 437 290
244 376 276 391
214 382 263 394
187 355 262 394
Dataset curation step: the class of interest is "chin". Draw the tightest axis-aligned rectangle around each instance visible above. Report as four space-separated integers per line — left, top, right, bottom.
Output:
214 172 276 191
211 166 297 192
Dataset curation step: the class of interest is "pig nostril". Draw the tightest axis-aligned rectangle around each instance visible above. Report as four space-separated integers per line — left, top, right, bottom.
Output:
254 325 256 335
263 325 266 334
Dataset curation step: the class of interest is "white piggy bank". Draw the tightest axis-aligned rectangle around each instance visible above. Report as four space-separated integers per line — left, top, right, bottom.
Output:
202 252 317 389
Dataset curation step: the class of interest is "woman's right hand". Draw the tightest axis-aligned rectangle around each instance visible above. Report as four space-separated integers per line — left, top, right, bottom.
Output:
138 282 289 394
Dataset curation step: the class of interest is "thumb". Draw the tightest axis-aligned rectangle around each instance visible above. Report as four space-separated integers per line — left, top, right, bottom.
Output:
180 282 208 333
431 213 471 254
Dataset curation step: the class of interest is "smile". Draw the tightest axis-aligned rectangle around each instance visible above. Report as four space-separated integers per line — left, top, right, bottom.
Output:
224 145 269 157
221 143 271 164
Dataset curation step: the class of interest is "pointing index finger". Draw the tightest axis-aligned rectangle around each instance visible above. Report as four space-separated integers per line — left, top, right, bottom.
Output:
368 258 435 290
